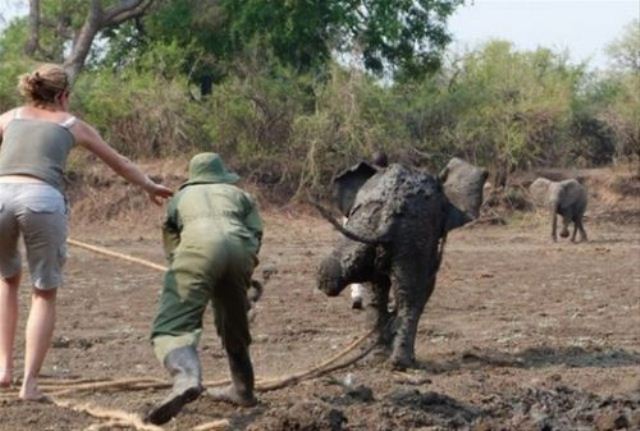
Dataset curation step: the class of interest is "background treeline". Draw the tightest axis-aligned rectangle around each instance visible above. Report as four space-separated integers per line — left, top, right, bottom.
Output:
0 1 638 199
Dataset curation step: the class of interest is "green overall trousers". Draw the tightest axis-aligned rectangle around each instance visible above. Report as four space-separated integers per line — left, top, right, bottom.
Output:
151 182 262 362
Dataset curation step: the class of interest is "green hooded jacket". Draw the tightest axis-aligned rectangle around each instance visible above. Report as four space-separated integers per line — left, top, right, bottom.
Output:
162 153 263 264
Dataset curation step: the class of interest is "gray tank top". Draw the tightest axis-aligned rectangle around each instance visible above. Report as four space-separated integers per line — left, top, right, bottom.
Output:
0 109 76 193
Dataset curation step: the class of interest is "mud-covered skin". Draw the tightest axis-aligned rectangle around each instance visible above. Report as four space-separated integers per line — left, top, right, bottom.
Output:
529 178 588 242
318 164 449 369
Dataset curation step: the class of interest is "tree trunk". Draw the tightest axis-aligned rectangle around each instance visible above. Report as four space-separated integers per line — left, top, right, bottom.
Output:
24 0 41 56
63 1 103 82
22 0 153 82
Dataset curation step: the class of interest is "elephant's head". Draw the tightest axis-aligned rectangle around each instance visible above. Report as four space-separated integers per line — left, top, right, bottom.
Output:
332 157 488 232
317 240 376 296
528 177 553 207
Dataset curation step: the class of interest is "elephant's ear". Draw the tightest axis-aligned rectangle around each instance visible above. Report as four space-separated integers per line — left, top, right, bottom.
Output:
441 158 488 231
333 162 378 216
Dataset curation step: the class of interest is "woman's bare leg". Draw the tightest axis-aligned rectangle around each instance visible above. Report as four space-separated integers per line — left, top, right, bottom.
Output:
19 288 56 400
0 273 20 387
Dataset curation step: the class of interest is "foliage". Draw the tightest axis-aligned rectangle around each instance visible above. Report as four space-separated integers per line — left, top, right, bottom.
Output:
0 5 639 201
601 20 640 160
445 42 579 173
0 18 30 108
606 19 640 72
599 74 640 160
104 0 462 81
72 48 210 158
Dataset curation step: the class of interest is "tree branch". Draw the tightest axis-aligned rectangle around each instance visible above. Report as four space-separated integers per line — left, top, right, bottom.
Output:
104 0 153 26
62 0 154 80
63 0 105 81
55 14 74 40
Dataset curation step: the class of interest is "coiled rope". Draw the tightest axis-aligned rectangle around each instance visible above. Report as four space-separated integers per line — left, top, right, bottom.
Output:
1 238 376 430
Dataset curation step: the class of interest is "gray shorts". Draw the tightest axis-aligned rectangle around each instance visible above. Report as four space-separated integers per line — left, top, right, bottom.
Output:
0 183 68 290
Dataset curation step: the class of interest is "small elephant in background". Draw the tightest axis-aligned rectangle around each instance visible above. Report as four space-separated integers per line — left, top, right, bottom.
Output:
529 177 588 242
317 158 487 369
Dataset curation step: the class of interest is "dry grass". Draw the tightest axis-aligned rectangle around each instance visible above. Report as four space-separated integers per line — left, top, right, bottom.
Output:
64 159 640 234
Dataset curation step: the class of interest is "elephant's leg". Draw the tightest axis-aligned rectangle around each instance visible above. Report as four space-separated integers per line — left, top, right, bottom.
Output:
551 211 558 242
571 220 578 242
560 216 570 238
367 276 392 349
390 270 436 370
577 217 588 242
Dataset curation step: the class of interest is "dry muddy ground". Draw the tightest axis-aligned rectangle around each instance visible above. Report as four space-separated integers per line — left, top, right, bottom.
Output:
1 209 639 430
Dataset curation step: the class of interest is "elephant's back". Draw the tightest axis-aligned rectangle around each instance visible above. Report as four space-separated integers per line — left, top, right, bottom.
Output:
351 164 447 237
355 164 442 208
558 179 588 209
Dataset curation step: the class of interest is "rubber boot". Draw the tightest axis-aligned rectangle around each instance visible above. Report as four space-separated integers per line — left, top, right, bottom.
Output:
145 346 204 425
207 345 257 407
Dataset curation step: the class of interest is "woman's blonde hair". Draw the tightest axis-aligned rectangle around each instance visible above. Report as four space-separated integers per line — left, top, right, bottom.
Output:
18 64 69 107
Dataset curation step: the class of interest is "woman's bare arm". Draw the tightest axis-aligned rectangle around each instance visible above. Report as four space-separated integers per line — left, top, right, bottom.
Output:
72 120 173 204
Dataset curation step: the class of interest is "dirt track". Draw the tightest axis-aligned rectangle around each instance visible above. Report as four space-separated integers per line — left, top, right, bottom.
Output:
1 210 639 430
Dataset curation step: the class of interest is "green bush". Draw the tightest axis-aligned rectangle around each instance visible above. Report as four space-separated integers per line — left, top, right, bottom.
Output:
73 43 211 158
0 19 32 111
1 20 638 203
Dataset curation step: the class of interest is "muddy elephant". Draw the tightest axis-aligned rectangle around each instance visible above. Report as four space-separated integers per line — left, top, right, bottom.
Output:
317 158 487 369
529 177 588 242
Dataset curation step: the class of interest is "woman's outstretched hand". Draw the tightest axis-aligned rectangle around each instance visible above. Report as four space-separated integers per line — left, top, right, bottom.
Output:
145 181 174 205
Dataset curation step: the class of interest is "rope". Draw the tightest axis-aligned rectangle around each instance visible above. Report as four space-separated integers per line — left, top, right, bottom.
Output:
53 398 163 431
67 239 168 272
65 237 377 389
0 332 375 430
256 328 375 391
0 330 374 400
191 419 232 431
57 238 377 429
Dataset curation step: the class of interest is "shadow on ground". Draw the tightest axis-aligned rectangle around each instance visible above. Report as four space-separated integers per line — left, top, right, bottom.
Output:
416 345 640 373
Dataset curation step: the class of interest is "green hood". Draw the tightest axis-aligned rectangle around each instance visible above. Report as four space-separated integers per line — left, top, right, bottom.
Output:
180 152 240 189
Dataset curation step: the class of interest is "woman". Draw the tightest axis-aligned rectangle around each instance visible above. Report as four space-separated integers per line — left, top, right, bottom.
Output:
0 63 173 401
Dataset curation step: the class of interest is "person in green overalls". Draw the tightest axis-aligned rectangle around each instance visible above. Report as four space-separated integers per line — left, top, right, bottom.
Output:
146 153 263 425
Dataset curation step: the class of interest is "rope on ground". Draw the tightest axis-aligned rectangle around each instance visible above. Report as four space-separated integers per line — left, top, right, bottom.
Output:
256 327 376 391
85 419 126 430
0 332 375 430
0 332 375 429
63 238 378 392
40 377 114 386
46 378 168 397
57 238 378 430
0 329 375 399
191 420 232 431
53 397 163 431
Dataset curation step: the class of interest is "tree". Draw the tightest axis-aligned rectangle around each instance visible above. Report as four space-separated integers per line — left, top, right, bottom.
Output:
116 0 463 81
433 41 581 175
603 19 640 160
607 19 640 73
24 0 154 80
226 0 464 79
